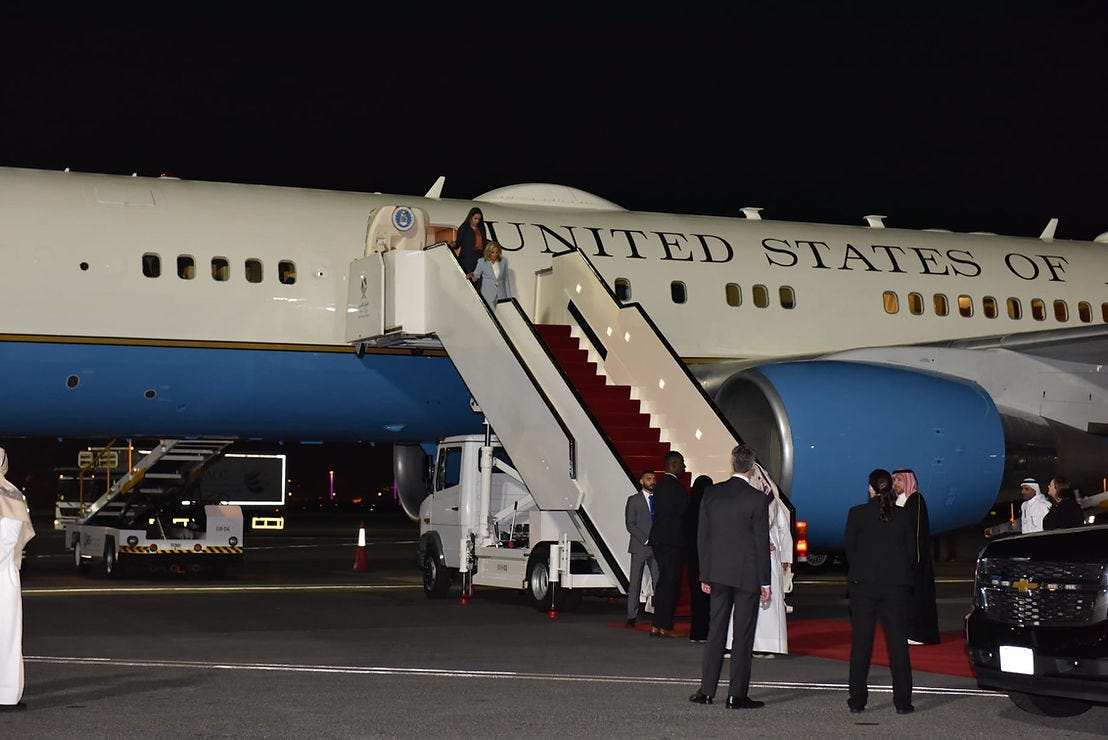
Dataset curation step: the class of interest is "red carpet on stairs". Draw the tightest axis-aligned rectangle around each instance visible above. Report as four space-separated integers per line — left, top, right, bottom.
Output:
535 323 696 615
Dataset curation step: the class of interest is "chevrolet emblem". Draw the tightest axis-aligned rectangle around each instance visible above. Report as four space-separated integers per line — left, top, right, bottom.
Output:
1013 577 1039 593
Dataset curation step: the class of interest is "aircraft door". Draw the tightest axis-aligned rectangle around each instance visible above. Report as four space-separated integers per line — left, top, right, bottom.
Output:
364 205 430 255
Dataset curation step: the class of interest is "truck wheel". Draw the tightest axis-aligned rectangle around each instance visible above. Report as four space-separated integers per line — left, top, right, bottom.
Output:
526 549 583 612
1007 692 1091 717
423 544 451 599
103 538 122 579
74 538 90 574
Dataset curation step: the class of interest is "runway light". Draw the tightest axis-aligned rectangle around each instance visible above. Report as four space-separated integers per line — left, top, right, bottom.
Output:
575 284 582 294
606 327 612 336
695 429 702 440
658 379 665 389
624 332 631 342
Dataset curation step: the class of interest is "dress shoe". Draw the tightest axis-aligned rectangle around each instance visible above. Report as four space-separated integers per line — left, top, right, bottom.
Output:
650 626 662 637
689 637 707 644
907 639 924 646
896 705 915 715
625 618 636 629
688 690 713 705
847 704 865 714
726 696 765 709
657 628 682 638
752 651 776 659
722 695 766 708
0 702 27 711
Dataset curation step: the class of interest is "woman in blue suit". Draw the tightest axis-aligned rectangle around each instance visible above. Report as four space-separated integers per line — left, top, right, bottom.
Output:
473 242 512 308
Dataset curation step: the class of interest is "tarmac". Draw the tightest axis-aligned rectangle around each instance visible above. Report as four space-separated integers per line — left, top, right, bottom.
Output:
4 518 1104 738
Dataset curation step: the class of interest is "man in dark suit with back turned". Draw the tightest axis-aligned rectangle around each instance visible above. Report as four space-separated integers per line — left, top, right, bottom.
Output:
689 444 771 709
650 451 687 637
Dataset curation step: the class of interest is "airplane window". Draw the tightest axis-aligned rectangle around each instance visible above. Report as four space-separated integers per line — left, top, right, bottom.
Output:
1007 297 1022 320
1078 301 1092 323
245 258 263 284
725 283 741 307
278 260 297 285
933 294 948 316
1031 298 1046 321
958 295 973 317
982 296 997 319
883 291 899 314
753 284 769 308
671 281 687 304
177 255 195 280
908 292 924 315
211 257 230 282
142 253 161 278
779 286 796 309
1053 300 1068 322
614 278 631 303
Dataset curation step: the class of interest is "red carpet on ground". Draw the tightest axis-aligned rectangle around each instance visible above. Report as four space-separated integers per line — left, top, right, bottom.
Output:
773 619 973 678
608 618 973 678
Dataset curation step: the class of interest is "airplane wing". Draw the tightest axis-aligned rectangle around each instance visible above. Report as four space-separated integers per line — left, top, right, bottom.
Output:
934 324 1108 366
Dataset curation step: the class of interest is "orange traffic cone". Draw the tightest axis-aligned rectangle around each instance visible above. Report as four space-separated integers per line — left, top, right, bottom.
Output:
352 522 370 572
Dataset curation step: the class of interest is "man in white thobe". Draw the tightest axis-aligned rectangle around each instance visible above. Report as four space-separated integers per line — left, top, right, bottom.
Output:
727 462 792 657
752 483 793 655
0 447 35 710
1018 478 1051 534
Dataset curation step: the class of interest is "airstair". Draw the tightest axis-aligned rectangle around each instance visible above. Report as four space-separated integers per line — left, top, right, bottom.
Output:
82 439 236 522
346 214 751 592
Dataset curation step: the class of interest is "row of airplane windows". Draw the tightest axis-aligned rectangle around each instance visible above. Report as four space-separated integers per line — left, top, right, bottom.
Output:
882 291 1108 323
141 253 297 284
630 277 1108 325
620 279 798 309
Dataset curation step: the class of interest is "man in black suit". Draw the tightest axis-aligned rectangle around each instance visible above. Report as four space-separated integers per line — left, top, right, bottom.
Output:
649 451 687 637
689 445 771 709
843 469 915 714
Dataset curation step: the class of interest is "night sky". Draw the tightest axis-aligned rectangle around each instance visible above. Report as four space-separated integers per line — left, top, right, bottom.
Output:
2 7 1106 509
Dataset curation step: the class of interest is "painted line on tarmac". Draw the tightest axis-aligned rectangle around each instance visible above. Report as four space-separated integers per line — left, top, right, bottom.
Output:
23 655 1002 698
23 583 421 596
795 579 974 586
29 539 419 560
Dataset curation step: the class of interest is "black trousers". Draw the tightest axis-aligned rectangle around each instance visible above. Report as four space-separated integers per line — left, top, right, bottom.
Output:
699 583 759 699
848 583 913 710
651 543 683 630
686 551 710 640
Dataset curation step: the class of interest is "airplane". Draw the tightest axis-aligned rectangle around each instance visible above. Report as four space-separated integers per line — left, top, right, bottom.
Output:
0 166 1105 557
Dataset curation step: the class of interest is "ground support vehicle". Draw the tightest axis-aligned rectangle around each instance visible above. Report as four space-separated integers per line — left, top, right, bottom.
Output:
417 434 614 610
68 502 244 578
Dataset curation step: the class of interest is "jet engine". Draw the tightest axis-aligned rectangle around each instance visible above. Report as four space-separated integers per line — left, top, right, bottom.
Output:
712 361 1006 549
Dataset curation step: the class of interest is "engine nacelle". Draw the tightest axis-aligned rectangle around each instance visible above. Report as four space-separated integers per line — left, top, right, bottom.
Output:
714 361 1005 549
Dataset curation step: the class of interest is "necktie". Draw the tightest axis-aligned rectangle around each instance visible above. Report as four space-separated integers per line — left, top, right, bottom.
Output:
647 494 654 518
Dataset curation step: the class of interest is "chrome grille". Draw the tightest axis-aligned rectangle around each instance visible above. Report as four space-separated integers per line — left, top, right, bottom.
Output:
977 558 1105 626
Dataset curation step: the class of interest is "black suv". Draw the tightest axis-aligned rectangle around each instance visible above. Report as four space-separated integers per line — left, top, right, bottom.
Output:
966 524 1108 717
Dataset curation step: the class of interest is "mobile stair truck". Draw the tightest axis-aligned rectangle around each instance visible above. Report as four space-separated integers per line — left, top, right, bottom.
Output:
66 439 245 577
346 202 783 610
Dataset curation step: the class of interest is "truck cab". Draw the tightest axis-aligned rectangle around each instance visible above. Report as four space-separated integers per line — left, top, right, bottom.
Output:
417 434 611 609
